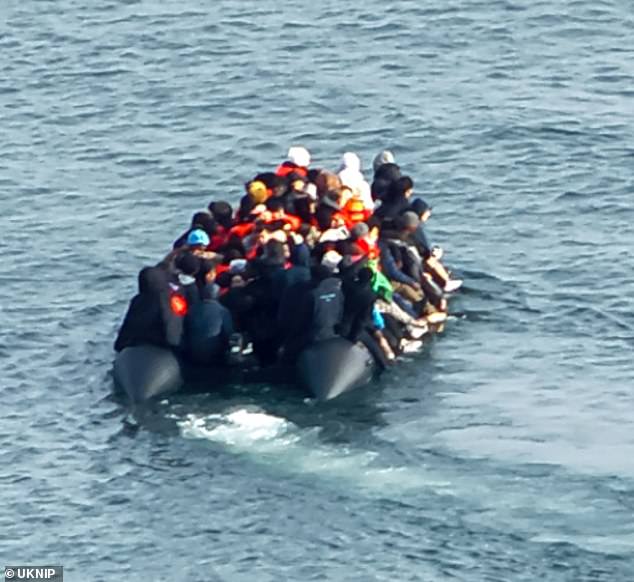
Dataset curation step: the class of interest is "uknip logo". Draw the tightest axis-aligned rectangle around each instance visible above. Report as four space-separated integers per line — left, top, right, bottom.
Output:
4 567 63 581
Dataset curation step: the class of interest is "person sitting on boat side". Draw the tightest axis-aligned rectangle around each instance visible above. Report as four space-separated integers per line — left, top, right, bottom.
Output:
371 161 401 202
408 199 463 293
339 264 394 367
276 146 310 178
374 176 415 225
114 266 184 353
381 213 448 319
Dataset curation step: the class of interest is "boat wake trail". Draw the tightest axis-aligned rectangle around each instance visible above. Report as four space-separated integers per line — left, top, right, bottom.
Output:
175 407 452 497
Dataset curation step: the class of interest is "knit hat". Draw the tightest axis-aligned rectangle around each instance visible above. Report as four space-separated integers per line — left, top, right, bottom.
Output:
350 222 369 240
287 146 310 168
247 180 268 204
187 229 210 247
399 211 420 230
372 150 396 172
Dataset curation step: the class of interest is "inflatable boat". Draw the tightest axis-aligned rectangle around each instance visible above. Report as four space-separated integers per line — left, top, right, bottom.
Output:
113 337 376 403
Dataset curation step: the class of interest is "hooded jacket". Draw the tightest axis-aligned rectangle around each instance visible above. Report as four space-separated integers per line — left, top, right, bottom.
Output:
337 153 374 210
114 267 184 352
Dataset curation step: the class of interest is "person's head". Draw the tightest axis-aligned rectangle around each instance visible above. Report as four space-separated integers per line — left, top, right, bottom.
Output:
314 170 342 198
186 228 210 249
397 211 420 234
287 146 311 168
350 222 369 241
388 176 414 201
372 150 395 173
138 266 167 295
207 201 233 228
253 172 278 190
246 180 268 205
410 197 432 222
340 152 361 173
267 197 285 217
263 239 286 265
190 212 217 238
175 252 201 285
269 175 288 198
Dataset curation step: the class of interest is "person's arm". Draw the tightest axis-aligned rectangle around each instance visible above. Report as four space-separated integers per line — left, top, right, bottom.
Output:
379 242 418 286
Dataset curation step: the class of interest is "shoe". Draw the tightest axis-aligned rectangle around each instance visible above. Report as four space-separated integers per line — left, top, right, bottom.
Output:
407 324 428 339
444 279 463 293
426 311 448 324
401 339 424 353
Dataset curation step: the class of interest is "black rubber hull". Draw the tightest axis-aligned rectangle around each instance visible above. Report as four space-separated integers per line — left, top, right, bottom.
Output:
113 345 183 403
296 337 375 401
113 339 376 403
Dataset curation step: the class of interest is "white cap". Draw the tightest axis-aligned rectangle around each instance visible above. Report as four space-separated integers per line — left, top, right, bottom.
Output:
287 146 310 168
319 226 349 243
229 259 248 274
321 250 343 272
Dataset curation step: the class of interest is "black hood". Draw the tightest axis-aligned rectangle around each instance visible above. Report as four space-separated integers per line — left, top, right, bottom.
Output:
138 267 169 295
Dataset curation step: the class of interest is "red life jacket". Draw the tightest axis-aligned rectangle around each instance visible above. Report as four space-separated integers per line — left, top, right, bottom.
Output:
357 236 380 260
275 161 308 178
209 225 229 251
229 222 255 240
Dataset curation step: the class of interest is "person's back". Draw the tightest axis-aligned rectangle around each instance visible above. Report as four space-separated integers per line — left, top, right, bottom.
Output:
183 284 234 365
308 266 344 343
114 266 183 352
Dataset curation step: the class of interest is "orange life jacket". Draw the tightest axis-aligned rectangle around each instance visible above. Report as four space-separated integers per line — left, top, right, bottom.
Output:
343 197 372 227
275 162 308 178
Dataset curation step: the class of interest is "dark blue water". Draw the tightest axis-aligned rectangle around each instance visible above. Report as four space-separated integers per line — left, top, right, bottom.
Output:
2 1 633 580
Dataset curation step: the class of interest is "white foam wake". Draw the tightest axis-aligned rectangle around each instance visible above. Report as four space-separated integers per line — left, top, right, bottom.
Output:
176 407 452 496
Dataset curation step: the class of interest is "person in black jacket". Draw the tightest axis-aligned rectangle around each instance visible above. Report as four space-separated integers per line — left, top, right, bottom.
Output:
114 266 184 352
181 283 234 365
374 176 414 226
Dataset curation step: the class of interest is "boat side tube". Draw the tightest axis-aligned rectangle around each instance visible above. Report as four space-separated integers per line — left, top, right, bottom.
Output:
296 337 375 401
113 345 184 403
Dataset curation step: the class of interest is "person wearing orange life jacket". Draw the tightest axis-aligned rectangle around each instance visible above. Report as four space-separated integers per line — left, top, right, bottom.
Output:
275 146 310 178
263 198 302 232
337 152 374 211
207 201 234 250
342 192 372 228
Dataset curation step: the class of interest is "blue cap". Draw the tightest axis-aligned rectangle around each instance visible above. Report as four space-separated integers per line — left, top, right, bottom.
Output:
187 229 210 247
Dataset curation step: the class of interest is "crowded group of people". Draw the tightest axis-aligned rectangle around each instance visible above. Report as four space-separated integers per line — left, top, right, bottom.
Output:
114 147 462 371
